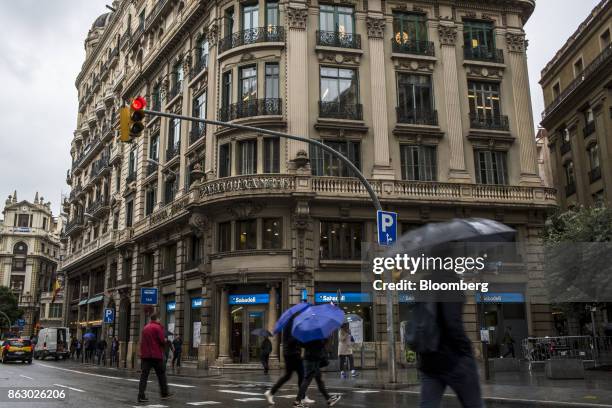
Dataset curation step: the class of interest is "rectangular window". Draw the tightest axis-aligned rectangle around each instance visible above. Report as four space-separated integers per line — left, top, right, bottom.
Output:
263 138 280 173
196 37 209 70
143 253 154 279
218 222 231 252
49 303 63 319
310 140 360 177
400 145 437 181
552 82 561 100
18 214 29 227
225 7 235 36
265 63 280 99
564 161 575 186
192 91 207 138
12 258 26 271
164 178 176 204
236 219 257 250
163 244 177 274
392 12 428 50
190 235 202 262
42 217 48 230
601 29 611 49
319 67 359 118
169 117 181 149
240 65 257 103
173 62 183 95
266 1 279 28
149 133 159 160
219 143 232 177
573 58 584 77
152 84 161 111
222 71 233 112
128 148 137 177
320 221 363 260
242 3 259 31
263 218 282 249
237 139 257 175
467 81 502 125
320 4 354 34
463 20 495 56
397 73 434 124
588 144 600 171
126 199 134 227
475 150 508 185
145 186 156 216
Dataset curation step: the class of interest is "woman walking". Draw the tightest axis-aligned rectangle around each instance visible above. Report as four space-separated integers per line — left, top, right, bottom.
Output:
338 323 357 378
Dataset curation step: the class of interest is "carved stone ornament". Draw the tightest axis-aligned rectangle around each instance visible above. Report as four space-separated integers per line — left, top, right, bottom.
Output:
227 200 265 219
183 54 192 77
317 51 361 65
393 58 435 73
366 17 385 39
287 8 308 30
506 33 527 53
438 25 457 46
206 24 219 46
465 65 503 79
189 212 209 236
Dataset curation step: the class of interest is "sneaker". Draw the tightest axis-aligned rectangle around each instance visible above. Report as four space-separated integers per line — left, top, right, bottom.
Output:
351 370 359 377
293 401 306 408
328 394 342 406
137 396 149 403
303 396 315 403
160 393 174 400
264 390 274 405
340 371 347 379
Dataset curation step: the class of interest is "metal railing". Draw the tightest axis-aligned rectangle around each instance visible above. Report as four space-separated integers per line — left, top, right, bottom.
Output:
317 30 361 49
166 143 180 161
65 215 84 234
168 83 182 100
189 125 205 145
125 172 136 184
218 26 285 54
464 46 504 63
146 162 158 177
191 54 208 78
218 98 282 121
391 39 434 56
583 121 596 137
522 336 612 366
396 108 438 125
589 166 602 183
87 196 109 215
319 101 363 120
469 113 510 131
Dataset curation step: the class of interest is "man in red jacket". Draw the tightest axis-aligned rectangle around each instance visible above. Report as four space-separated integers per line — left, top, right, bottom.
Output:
138 314 172 402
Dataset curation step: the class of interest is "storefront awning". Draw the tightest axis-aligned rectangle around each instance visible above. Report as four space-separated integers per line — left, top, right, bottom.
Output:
78 299 88 306
87 295 104 304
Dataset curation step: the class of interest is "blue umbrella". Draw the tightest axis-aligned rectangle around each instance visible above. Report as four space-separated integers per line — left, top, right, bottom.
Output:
274 302 311 334
291 303 345 343
83 332 95 341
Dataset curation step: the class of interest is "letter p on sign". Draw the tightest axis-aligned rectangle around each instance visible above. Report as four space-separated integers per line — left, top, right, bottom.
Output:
377 210 397 246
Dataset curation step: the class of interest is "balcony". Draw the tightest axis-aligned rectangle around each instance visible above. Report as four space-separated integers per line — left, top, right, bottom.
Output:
189 124 205 145
560 141 572 155
391 39 434 56
146 162 158 177
565 183 576 197
464 46 504 63
91 155 110 179
137 271 153 283
218 26 285 54
218 98 282 121
86 195 110 218
469 113 510 131
160 265 176 278
185 258 201 271
166 144 180 161
65 215 84 235
66 169 72 185
319 101 363 120
317 30 361 49
583 121 596 138
191 55 208 79
589 166 602 183
126 172 136 184
396 108 438 126
168 83 182 101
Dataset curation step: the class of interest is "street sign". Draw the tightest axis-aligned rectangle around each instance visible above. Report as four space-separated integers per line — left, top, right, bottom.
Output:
16 319 25 328
377 210 397 246
140 287 158 305
103 308 115 324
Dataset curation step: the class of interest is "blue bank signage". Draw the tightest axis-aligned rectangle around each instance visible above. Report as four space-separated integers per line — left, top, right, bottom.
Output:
475 292 525 303
228 294 270 305
315 292 372 303
140 287 158 305
166 301 176 312
191 297 203 308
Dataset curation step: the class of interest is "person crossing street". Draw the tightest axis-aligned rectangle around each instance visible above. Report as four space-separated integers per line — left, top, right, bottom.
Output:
138 314 173 403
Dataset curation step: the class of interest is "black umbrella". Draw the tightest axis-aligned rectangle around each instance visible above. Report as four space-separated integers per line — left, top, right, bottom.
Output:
251 328 272 337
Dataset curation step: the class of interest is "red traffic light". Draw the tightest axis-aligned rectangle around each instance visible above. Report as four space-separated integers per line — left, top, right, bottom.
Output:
131 96 147 111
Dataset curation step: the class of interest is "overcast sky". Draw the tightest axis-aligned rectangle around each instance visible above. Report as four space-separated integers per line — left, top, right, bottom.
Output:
0 0 601 217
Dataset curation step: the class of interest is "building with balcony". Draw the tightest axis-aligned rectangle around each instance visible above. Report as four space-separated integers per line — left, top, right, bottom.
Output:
0 191 63 336
63 0 555 369
540 0 611 210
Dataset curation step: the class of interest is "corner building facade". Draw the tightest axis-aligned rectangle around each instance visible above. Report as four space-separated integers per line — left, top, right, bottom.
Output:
64 0 556 369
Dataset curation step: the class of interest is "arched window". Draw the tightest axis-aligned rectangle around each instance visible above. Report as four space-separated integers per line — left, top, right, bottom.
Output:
13 241 28 255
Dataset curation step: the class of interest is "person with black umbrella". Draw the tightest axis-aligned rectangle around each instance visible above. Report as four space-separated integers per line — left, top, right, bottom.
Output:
261 334 272 374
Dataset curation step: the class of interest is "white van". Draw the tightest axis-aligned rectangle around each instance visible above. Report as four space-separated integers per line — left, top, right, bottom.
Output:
34 327 70 360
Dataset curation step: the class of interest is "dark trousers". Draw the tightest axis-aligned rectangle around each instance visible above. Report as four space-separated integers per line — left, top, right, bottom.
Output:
138 358 169 398
339 354 354 371
297 360 330 402
261 353 270 373
502 343 515 358
110 350 118 367
97 350 106 365
419 355 485 408
270 354 304 395
172 352 181 367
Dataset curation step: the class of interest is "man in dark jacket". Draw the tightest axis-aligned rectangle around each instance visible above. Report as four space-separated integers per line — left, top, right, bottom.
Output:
294 339 341 408
171 335 183 368
138 314 172 403
260 335 272 374
96 338 107 365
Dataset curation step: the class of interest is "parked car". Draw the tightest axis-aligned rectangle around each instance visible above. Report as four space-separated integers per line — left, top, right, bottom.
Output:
1 338 33 364
34 327 70 360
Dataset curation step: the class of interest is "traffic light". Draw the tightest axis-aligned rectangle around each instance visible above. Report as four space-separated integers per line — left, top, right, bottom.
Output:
119 96 147 142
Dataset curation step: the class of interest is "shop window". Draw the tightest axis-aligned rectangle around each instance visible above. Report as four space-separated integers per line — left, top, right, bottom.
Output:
263 218 282 249
475 150 508 185
320 221 363 260
218 222 231 252
400 145 436 181
236 219 257 250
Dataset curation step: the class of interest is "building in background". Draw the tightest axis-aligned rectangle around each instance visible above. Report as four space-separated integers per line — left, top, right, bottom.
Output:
540 0 611 210
63 0 556 369
0 191 63 336
536 128 553 187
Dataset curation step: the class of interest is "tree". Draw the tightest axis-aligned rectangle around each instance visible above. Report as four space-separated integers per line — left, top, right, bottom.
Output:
543 205 612 244
0 286 23 329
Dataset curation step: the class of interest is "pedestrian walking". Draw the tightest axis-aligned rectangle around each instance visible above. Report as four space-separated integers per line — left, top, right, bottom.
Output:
163 337 173 367
138 314 172 403
294 338 341 407
69 337 76 359
502 327 515 358
96 337 108 365
261 335 272 374
75 339 82 361
110 336 119 367
171 335 183 368
338 323 357 378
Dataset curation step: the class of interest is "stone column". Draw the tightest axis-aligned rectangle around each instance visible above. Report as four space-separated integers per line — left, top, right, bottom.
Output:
438 24 470 182
174 239 185 338
216 287 231 363
268 285 279 363
506 32 541 186
286 5 309 160
205 23 219 179
367 15 394 179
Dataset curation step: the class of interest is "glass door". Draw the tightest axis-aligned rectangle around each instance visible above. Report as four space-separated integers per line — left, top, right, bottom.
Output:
231 305 244 362
247 309 266 362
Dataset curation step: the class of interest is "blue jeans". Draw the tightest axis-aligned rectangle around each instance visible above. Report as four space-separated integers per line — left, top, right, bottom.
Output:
419 355 485 408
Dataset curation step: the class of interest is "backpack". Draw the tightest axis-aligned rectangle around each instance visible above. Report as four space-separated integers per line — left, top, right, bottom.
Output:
404 302 440 354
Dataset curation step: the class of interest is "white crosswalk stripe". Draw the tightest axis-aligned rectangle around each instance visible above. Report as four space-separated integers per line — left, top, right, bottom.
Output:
53 383 85 393
167 382 195 388
354 390 380 393
235 398 265 402
218 390 262 396
186 402 222 406
131 405 168 408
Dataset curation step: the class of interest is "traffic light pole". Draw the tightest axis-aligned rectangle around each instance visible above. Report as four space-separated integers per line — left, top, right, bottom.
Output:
141 108 397 382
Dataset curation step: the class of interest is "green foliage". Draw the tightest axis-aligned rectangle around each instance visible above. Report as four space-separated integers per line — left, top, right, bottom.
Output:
543 205 612 243
0 286 23 328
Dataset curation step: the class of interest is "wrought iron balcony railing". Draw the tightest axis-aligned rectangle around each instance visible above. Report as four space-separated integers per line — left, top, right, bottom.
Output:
391 39 435 56
589 166 602 183
191 54 209 78
319 101 363 120
168 83 182 100
126 171 136 184
317 30 361 49
583 121 596 137
396 108 438 126
146 162 158 176
65 215 84 235
166 143 180 161
189 125 205 145
469 113 510 131
87 195 109 215
218 26 285 54
218 98 282 121
464 46 504 63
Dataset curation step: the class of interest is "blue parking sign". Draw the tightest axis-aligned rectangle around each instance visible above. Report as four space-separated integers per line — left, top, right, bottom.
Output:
103 308 115 323
377 210 397 246
140 287 158 305
16 319 25 327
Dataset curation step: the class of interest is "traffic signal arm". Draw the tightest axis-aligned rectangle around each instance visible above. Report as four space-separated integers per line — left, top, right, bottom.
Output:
119 107 131 142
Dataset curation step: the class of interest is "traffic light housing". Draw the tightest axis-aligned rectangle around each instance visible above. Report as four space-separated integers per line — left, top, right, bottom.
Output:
119 96 147 142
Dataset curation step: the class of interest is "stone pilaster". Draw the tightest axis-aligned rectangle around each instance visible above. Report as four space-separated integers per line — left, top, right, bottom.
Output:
506 32 541 185
438 24 470 182
216 287 231 363
205 23 219 179
174 239 185 338
286 6 309 160
268 284 279 362
367 16 394 179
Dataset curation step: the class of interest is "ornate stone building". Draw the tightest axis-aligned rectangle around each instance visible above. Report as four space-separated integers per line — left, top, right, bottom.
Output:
63 0 555 368
0 191 63 336
540 0 611 210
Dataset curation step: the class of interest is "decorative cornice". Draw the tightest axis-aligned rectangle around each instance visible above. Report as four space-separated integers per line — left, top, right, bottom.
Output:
366 17 385 39
438 25 457 46
206 24 219 47
287 8 308 30
506 32 527 53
